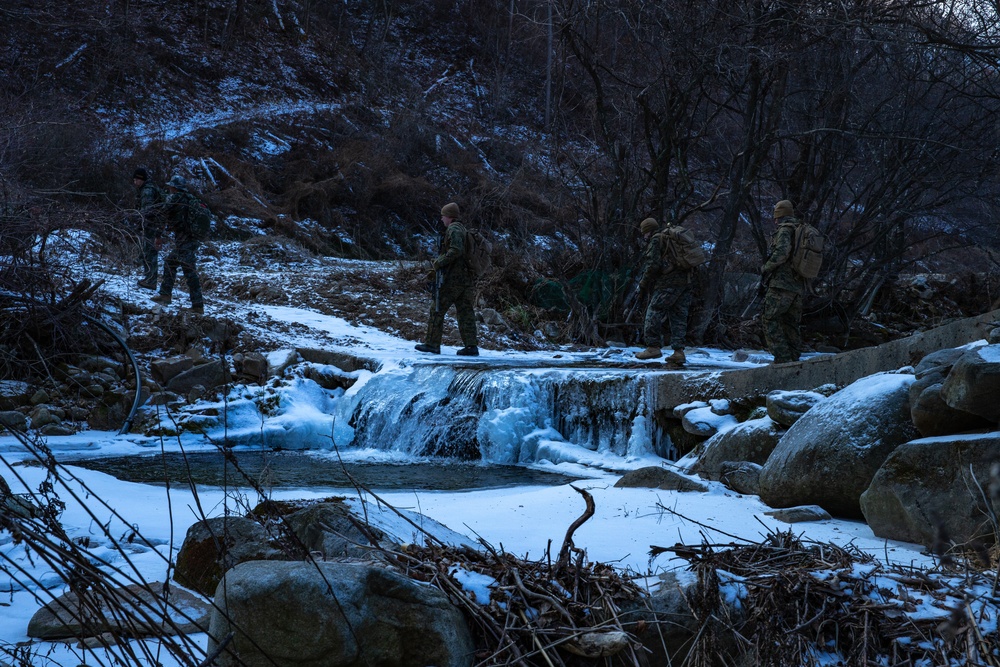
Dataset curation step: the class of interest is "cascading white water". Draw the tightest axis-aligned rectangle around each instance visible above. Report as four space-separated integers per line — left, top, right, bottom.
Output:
336 363 674 465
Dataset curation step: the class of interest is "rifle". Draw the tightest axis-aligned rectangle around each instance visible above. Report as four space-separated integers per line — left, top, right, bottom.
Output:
622 281 645 344
741 277 768 318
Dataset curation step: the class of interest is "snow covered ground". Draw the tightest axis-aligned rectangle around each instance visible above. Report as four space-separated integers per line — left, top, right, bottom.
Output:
0 232 948 665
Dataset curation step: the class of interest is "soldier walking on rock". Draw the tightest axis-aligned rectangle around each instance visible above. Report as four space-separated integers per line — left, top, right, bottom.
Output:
415 202 479 356
151 175 205 314
132 168 164 290
761 200 805 363
634 217 692 365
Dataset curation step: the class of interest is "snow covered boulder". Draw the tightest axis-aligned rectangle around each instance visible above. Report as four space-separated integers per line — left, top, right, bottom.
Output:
208 561 474 667
689 417 784 480
764 505 832 523
266 348 299 378
758 372 918 519
28 581 210 641
765 390 826 427
941 344 1000 423
860 432 1000 548
681 405 738 438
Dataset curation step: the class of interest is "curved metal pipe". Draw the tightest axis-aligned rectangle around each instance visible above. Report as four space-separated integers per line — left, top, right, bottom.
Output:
84 315 143 435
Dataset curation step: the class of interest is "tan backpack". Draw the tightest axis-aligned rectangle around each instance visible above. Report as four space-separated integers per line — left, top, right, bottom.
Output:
790 222 824 279
658 225 707 271
464 227 493 276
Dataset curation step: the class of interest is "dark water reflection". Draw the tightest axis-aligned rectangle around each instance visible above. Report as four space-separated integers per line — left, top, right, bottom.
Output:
71 451 583 491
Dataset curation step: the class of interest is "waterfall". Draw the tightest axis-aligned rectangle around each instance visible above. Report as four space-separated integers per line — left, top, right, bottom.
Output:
337 363 672 465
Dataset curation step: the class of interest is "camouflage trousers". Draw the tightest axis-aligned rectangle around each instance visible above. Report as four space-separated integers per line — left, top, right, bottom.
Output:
139 227 159 284
425 279 478 348
763 286 802 363
160 240 203 307
643 284 692 350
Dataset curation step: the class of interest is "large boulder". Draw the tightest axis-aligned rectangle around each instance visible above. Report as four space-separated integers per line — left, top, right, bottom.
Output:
28 582 209 640
909 375 990 437
759 372 918 519
765 390 826 427
940 345 1000 423
166 360 231 395
860 432 1000 548
0 411 28 432
718 461 763 496
282 501 403 557
681 406 738 438
173 516 286 596
0 381 33 411
614 466 708 492
150 355 194 385
689 417 784 480
208 560 474 667
913 346 969 376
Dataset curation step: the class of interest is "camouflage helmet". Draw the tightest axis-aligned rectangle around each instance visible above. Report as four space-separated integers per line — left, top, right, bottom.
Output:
132 168 149 181
166 174 187 191
441 202 460 218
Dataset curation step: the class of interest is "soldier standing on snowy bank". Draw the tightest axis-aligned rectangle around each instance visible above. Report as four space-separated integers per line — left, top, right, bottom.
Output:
132 168 164 290
761 199 805 364
415 202 479 356
634 217 692 366
151 175 205 315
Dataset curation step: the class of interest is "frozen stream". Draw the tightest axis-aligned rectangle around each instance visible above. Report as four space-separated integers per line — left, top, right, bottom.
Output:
336 360 676 463
65 451 582 490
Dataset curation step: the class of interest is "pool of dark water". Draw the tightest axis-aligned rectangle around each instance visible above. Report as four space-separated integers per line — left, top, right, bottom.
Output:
69 451 583 491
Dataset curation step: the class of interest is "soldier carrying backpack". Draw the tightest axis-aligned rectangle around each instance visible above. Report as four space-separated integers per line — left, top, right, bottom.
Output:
759 199 823 364
414 202 480 356
150 175 206 314
633 217 706 365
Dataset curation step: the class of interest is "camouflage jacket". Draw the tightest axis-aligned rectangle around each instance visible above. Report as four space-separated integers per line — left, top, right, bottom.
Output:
639 233 689 292
762 217 805 293
432 221 471 284
136 182 164 229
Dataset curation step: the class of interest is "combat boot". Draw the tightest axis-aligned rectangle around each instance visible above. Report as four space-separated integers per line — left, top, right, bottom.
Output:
635 346 662 360
415 343 441 354
456 346 479 356
137 279 157 290
188 303 205 315
150 293 172 305
665 349 686 366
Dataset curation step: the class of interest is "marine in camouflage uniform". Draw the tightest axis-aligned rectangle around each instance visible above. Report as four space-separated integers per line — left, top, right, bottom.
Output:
151 175 204 314
132 168 164 289
761 199 805 364
415 202 479 356
635 217 691 365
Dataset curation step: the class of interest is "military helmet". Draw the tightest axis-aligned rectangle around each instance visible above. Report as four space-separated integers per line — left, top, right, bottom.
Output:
167 174 187 191
639 217 659 235
774 200 794 218
133 168 149 181
441 202 461 218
